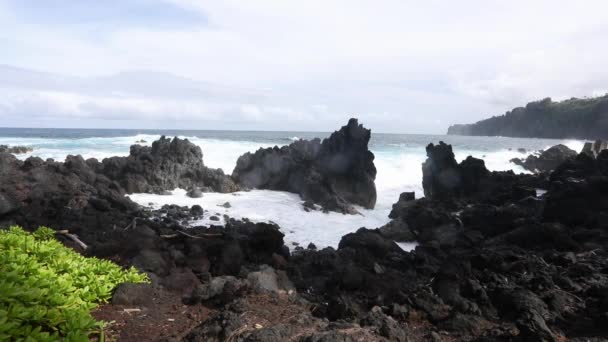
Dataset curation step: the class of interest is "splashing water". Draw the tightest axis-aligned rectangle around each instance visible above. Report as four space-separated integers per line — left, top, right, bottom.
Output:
0 128 587 248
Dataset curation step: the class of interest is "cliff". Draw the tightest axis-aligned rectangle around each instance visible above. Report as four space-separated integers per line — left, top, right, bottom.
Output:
447 95 608 139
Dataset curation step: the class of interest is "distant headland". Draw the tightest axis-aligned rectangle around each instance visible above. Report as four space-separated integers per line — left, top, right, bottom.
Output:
448 95 608 139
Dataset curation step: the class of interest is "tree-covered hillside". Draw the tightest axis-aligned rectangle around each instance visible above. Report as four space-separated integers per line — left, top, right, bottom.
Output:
448 95 608 139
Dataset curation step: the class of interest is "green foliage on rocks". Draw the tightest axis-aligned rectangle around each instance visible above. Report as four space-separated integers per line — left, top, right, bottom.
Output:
0 226 148 341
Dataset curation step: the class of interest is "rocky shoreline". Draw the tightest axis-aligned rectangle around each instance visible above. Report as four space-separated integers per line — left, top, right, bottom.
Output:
0 144 33 154
509 144 578 174
1 120 608 341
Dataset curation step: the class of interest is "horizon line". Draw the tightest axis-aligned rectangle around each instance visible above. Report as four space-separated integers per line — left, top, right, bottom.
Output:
0 125 447 136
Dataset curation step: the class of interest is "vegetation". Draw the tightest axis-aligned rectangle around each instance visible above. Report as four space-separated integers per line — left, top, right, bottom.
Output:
0 226 148 341
447 95 608 139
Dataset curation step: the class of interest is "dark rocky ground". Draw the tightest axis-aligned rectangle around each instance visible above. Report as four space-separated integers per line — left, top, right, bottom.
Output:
1 121 608 341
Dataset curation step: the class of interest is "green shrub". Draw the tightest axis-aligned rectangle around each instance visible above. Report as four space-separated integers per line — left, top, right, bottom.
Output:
0 226 148 341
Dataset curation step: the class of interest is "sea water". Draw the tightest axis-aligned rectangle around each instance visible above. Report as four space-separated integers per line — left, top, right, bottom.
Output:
0 127 585 250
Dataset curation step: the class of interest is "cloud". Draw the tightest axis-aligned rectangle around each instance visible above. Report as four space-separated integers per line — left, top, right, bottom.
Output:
1 0 608 132
0 66 344 130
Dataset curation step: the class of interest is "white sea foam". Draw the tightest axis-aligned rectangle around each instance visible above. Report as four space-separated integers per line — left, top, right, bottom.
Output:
453 149 530 174
126 139 550 251
396 241 419 252
561 140 586 154
127 189 399 250
2 132 588 251
182 137 275 174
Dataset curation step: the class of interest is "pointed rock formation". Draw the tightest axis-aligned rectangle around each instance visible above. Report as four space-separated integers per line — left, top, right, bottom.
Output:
232 118 377 213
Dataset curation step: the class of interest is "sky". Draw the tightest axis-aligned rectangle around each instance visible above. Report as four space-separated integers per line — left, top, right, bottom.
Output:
1 0 608 133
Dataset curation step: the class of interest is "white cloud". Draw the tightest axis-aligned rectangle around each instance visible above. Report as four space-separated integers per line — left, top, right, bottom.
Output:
1 0 608 132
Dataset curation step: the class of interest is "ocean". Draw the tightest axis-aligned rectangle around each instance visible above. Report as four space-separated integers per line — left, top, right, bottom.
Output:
0 127 585 250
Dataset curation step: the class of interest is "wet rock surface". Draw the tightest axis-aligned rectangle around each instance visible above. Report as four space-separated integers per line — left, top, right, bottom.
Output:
0 144 33 154
582 139 608 158
422 141 541 202
97 136 237 194
232 118 377 213
510 144 578 173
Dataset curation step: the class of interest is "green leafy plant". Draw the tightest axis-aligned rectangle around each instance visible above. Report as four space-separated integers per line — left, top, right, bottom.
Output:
0 226 148 341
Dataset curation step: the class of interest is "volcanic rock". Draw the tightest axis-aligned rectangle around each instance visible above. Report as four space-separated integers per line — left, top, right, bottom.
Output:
510 144 577 173
582 139 608 158
187 187 203 198
0 152 140 244
0 145 33 154
98 136 237 194
232 119 376 213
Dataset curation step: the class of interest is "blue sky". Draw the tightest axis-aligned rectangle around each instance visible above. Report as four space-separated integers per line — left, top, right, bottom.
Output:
6 0 204 28
1 0 608 133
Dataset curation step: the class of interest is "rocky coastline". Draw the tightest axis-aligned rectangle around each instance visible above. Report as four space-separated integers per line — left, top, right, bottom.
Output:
232 118 377 213
0 144 33 154
510 144 578 173
1 121 608 341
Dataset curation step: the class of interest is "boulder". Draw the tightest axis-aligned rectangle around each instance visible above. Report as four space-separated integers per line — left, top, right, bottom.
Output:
98 136 237 194
510 144 577 173
187 187 203 198
246 265 295 294
232 119 376 213
161 267 201 293
582 139 608 158
132 249 170 276
422 142 490 200
495 289 557 342
378 218 416 242
184 220 287 277
338 228 404 258
186 276 247 305
543 152 608 228
360 307 407 342
190 204 204 217
111 283 156 306
422 141 542 203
